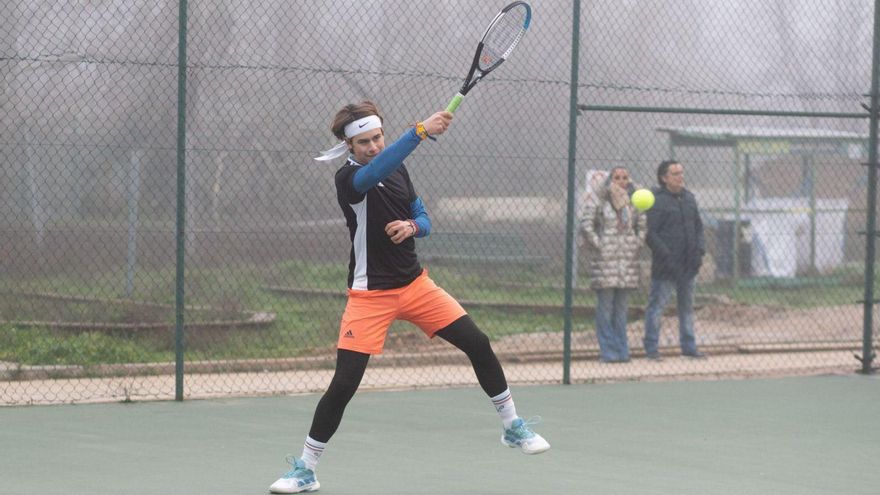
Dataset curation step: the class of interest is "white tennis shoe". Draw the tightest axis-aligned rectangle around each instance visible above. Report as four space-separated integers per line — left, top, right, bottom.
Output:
269 455 320 493
501 417 551 454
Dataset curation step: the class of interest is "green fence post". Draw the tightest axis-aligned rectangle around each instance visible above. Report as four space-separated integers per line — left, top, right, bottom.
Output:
733 146 742 284
860 0 880 374
807 155 817 273
563 0 583 385
174 0 190 400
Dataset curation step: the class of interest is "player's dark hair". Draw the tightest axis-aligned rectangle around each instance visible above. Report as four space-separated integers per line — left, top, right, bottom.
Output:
656 160 680 186
330 101 384 140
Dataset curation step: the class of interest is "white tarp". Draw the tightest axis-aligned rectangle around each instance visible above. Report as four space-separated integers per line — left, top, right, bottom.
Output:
743 197 848 278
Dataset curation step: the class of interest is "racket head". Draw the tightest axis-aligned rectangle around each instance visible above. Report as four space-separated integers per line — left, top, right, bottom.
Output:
477 1 531 73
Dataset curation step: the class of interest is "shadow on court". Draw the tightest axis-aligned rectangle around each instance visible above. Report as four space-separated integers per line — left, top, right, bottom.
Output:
2 374 878 495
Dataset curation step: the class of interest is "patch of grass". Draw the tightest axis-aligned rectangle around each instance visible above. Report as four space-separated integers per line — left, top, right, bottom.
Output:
467 307 593 340
701 265 866 308
0 325 170 366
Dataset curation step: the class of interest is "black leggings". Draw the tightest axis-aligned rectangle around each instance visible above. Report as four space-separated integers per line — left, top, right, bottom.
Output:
308 315 508 442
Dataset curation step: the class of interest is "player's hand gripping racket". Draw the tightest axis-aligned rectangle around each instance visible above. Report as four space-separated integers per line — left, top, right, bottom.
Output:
446 1 531 113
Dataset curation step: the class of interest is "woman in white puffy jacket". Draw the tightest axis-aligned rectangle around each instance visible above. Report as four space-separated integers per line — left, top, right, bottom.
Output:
579 167 647 362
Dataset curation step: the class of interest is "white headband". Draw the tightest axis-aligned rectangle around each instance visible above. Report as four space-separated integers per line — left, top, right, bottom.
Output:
314 115 383 162
344 115 382 138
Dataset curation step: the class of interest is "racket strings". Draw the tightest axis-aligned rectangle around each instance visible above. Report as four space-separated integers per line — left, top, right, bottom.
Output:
480 8 527 70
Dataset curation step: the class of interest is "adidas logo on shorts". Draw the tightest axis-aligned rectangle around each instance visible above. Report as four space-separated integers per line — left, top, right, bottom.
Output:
343 329 355 338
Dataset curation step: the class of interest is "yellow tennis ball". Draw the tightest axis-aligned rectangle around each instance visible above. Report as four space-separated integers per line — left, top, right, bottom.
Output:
631 188 655 211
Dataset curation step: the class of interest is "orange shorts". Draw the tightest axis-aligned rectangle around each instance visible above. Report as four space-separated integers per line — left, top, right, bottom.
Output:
337 270 467 355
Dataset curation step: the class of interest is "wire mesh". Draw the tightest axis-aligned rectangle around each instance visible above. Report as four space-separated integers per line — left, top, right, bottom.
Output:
0 0 875 405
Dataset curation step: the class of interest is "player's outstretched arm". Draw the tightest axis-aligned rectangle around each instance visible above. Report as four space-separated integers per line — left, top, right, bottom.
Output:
353 111 453 194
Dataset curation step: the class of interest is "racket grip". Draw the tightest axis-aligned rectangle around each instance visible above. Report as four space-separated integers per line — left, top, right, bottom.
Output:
446 93 464 113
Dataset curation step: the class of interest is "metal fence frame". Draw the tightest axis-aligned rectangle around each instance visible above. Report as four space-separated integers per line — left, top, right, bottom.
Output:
2 1 877 405
121 0 880 398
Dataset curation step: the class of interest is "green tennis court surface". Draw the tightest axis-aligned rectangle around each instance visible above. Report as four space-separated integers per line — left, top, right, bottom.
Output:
2 374 877 494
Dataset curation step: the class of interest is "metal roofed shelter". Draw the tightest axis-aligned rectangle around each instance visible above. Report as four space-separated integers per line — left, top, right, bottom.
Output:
656 126 868 282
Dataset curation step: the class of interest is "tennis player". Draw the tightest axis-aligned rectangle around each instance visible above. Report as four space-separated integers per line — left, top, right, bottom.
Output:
269 101 549 493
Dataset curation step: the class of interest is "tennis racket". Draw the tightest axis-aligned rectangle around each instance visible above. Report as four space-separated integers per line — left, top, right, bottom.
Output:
446 1 531 113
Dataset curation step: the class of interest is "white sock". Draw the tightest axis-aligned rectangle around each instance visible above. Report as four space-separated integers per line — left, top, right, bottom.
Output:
490 388 519 429
301 436 326 471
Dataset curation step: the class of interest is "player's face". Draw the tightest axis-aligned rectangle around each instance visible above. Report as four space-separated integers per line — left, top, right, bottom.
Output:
348 128 385 164
663 163 685 193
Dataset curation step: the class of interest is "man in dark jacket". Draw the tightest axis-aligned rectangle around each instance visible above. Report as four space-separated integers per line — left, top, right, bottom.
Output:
643 160 706 360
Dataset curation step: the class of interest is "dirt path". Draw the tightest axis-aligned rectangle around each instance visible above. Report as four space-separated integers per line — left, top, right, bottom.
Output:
491 302 866 356
1 350 860 406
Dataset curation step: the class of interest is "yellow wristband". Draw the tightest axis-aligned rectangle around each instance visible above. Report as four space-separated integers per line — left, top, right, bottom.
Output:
415 122 429 140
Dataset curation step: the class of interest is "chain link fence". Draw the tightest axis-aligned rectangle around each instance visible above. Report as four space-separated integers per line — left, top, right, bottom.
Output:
1 0 877 405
